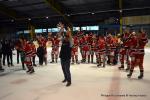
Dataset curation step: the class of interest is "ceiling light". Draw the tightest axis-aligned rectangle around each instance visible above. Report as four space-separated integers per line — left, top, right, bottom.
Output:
46 16 49 19
11 19 14 22
28 18 31 21
91 12 95 15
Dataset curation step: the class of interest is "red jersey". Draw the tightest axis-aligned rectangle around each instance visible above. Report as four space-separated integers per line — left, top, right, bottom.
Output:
123 33 131 48
98 38 105 50
138 32 148 49
31 44 36 56
23 42 33 57
52 38 60 47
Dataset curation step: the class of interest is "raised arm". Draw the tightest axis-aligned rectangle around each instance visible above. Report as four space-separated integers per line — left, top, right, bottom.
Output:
57 22 65 38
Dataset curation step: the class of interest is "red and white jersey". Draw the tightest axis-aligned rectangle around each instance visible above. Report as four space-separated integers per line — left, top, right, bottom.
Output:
72 36 79 52
90 38 97 51
73 36 79 46
106 35 114 51
98 37 105 50
137 32 148 49
31 44 36 56
51 38 60 47
128 34 138 56
136 32 148 55
79 37 85 47
23 42 33 57
82 42 90 51
123 33 131 48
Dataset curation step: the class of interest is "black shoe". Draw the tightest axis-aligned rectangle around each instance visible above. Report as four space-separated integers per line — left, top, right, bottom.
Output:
127 73 132 78
26 70 30 73
103 64 105 68
138 70 144 79
81 59 85 63
125 68 130 71
127 70 133 78
11 64 14 66
50 61 54 63
33 64 36 67
29 69 35 74
138 75 143 79
62 79 67 83
118 65 124 70
97 64 101 67
66 82 71 87
0 68 4 71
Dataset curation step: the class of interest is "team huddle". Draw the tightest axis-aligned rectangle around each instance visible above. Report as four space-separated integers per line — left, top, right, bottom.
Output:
15 26 148 79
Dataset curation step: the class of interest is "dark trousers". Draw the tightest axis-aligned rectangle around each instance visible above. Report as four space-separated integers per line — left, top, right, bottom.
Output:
22 62 25 69
8 53 13 65
113 48 119 65
32 56 36 65
39 56 44 65
0 53 2 69
61 59 71 83
17 50 20 64
3 53 9 66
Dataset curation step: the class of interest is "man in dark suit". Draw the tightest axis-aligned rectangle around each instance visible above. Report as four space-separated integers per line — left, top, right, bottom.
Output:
59 23 73 87
0 39 4 71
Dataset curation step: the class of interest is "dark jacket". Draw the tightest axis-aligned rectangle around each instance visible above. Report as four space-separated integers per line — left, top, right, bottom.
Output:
0 42 2 58
59 40 72 60
2 41 7 54
37 46 45 57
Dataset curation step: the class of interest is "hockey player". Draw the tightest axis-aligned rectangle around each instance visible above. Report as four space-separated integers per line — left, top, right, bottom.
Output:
113 35 119 65
119 29 131 70
97 35 106 67
81 35 90 63
50 35 60 63
127 29 148 79
90 34 96 63
23 40 34 74
111 36 118 65
78 33 85 62
106 33 114 65
85 34 92 63
71 35 79 64
31 42 37 66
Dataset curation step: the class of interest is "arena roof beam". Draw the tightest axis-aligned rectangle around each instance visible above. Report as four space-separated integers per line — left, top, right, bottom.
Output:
0 4 25 20
44 0 73 27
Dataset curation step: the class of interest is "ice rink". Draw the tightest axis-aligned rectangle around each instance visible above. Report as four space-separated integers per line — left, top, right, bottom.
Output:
0 48 150 100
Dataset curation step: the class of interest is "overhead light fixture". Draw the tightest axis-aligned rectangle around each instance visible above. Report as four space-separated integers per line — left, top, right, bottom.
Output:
119 10 122 13
11 19 14 22
46 16 49 19
67 14 70 16
28 18 31 21
91 12 95 15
